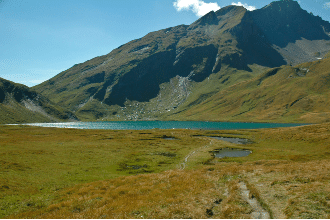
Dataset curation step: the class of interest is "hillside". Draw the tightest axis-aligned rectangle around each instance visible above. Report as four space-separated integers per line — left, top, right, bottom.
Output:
33 0 330 122
0 77 77 124
166 52 330 123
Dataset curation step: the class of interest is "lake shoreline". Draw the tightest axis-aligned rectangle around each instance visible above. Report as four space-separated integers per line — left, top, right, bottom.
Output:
7 121 309 130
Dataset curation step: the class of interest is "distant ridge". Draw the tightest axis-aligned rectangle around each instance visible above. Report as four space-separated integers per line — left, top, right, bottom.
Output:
0 77 77 124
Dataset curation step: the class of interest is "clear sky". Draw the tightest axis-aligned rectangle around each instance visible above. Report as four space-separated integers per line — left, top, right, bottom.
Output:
1 0 330 87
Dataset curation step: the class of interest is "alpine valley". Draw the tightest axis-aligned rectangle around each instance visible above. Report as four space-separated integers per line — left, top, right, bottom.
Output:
3 1 330 219
3 0 330 123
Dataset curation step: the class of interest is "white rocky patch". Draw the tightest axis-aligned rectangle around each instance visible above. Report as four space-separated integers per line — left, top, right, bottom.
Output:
22 99 56 121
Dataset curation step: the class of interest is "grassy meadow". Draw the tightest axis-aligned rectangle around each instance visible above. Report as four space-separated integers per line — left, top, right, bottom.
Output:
1 123 330 218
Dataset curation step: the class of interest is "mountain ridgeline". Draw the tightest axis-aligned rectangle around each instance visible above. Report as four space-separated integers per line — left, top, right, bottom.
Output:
0 77 77 124
32 0 330 123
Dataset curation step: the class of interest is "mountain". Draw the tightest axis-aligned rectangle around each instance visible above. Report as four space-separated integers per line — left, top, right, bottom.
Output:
33 0 330 122
0 77 77 124
251 0 330 65
166 51 330 123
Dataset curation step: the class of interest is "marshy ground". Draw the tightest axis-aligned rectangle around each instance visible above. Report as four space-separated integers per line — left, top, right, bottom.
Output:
1 123 330 218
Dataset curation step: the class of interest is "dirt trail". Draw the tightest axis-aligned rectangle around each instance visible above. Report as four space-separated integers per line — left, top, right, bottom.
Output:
239 182 270 219
179 140 213 170
179 138 270 219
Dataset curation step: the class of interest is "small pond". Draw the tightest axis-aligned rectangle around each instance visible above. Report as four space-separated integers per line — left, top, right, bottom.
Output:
208 136 251 144
160 135 177 140
211 148 252 158
163 137 176 140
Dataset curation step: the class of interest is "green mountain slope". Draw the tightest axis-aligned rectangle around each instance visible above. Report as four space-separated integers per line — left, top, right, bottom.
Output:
0 78 77 124
33 0 330 122
166 52 330 123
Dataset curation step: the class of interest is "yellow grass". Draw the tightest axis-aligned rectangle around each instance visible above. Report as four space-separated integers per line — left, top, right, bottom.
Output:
2 123 330 218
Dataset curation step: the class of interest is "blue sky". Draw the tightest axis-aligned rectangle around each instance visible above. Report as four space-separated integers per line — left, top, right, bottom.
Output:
1 0 330 87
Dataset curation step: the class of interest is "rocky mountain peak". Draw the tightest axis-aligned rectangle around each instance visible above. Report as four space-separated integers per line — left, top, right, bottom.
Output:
256 0 303 23
251 0 330 54
215 5 247 18
189 11 218 28
263 0 301 11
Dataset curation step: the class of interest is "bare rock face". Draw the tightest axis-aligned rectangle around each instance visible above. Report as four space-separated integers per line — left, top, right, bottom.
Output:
33 0 330 121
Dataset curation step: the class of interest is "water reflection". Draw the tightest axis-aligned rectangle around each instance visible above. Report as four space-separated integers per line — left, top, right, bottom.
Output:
211 148 252 158
208 136 251 144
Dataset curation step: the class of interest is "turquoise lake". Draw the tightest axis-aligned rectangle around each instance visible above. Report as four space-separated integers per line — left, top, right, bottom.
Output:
23 121 308 130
